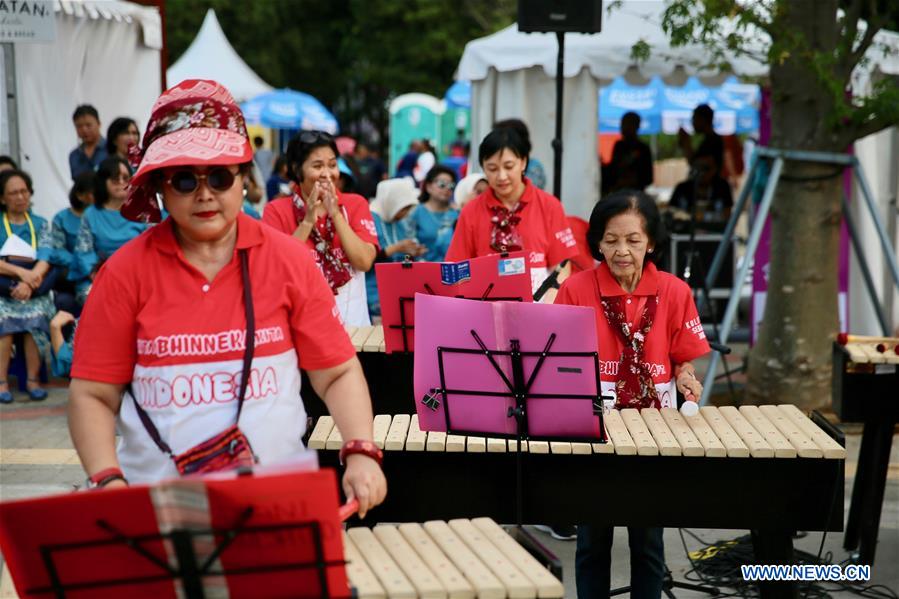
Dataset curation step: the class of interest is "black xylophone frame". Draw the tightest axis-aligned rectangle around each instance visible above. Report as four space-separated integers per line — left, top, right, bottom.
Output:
24 507 344 599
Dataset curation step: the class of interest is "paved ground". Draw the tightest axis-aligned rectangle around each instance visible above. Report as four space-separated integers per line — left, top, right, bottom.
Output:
1 380 896 598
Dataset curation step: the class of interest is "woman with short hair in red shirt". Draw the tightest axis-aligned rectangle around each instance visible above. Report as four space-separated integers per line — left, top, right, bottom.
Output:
556 189 709 598
262 132 378 326
67 80 386 517
445 127 579 298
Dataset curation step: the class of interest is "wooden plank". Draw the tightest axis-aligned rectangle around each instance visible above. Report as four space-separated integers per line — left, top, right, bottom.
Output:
399 523 474 598
717 406 775 458
603 410 636 455
758 405 822 458
856 343 886 364
466 436 487 453
487 438 507 453
549 442 572 455
571 442 593 455
307 416 334 450
699 406 750 458
448 519 535 598
619 408 659 456
738 406 797 458
325 422 344 451
363 325 386 353
406 415 426 451
423 520 505 599
659 408 704 457
777 404 847 460
471 518 565 598
640 408 682 457
373 525 446 598
372 414 392 450
351 326 375 352
344 324 359 341
880 346 899 365
343 532 387 599
385 414 411 451
446 434 466 452
347 527 416 598
376 325 387 352
427 431 447 452
508 440 530 452
528 440 550 454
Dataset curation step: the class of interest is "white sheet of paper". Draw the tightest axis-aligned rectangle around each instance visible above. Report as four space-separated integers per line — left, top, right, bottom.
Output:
0 234 36 260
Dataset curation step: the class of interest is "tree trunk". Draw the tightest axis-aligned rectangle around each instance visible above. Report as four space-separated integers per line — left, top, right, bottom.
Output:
745 0 844 410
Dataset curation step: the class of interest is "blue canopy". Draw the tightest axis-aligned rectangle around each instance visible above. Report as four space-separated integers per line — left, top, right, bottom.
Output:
444 80 471 109
241 89 339 133
618 76 759 135
598 77 664 134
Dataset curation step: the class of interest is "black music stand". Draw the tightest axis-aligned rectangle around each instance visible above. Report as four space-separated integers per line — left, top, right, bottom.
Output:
20 508 345 599
425 328 609 529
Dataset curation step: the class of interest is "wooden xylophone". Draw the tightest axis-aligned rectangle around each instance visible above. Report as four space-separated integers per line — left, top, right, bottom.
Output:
311 404 844 598
303 325 414 418
832 334 899 566
343 518 563 599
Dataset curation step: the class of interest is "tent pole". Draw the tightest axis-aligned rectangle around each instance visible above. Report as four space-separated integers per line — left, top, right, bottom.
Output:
552 32 564 200
2 43 20 164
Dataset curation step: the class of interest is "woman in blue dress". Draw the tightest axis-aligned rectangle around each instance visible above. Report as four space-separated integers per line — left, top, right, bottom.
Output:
48 171 94 314
411 165 459 262
70 156 149 303
0 170 57 402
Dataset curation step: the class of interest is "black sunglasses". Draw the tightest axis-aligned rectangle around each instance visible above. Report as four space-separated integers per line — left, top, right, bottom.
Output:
299 131 334 144
164 167 238 194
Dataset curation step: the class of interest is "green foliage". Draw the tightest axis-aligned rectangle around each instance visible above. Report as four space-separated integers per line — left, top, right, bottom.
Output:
165 0 516 147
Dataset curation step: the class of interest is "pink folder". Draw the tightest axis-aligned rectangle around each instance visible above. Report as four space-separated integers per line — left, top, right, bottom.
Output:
413 294 602 439
375 252 532 353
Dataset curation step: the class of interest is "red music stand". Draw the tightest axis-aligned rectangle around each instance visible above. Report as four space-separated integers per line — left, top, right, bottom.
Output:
375 252 533 353
0 467 351 599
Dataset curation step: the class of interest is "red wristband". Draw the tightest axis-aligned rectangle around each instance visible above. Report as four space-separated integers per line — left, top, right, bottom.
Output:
88 467 127 489
339 440 383 467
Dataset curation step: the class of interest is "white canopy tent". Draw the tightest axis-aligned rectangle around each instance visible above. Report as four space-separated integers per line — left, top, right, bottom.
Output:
167 9 272 103
1 0 162 220
458 0 898 333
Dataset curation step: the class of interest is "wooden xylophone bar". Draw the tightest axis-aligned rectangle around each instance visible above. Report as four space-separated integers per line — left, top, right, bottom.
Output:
344 518 563 599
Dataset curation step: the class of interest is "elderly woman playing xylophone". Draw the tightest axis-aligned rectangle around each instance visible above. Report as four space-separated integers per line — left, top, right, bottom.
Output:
67 80 386 517
555 189 709 599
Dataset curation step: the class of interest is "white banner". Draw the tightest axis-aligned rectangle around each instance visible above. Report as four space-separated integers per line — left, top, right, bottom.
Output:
0 0 56 43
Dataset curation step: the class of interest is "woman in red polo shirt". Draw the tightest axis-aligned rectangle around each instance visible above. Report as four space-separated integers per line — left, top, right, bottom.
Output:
556 189 708 598
445 127 578 298
262 132 378 326
67 80 385 517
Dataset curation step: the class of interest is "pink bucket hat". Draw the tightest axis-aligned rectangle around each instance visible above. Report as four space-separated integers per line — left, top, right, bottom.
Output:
123 79 254 223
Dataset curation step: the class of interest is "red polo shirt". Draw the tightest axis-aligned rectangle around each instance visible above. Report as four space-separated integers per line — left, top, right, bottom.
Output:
262 193 379 253
555 261 710 407
72 213 355 483
445 181 578 272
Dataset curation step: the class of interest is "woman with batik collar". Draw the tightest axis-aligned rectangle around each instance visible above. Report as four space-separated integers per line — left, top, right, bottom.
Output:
262 132 378 327
556 190 710 599
445 127 578 299
68 80 386 517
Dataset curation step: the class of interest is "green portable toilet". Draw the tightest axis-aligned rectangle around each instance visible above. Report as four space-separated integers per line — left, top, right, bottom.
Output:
388 93 445 175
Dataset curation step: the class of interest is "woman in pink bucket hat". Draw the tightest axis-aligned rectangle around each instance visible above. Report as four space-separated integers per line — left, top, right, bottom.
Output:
66 80 386 516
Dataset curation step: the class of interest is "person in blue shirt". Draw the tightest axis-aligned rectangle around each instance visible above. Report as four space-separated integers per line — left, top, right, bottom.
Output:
411 165 459 262
68 105 108 179
366 178 424 317
0 170 59 402
48 171 94 314
70 156 149 304
49 310 76 378
266 155 292 200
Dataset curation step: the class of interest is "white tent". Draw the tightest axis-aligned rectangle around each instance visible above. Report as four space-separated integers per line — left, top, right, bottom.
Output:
1 0 162 220
457 0 899 222
167 9 272 103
